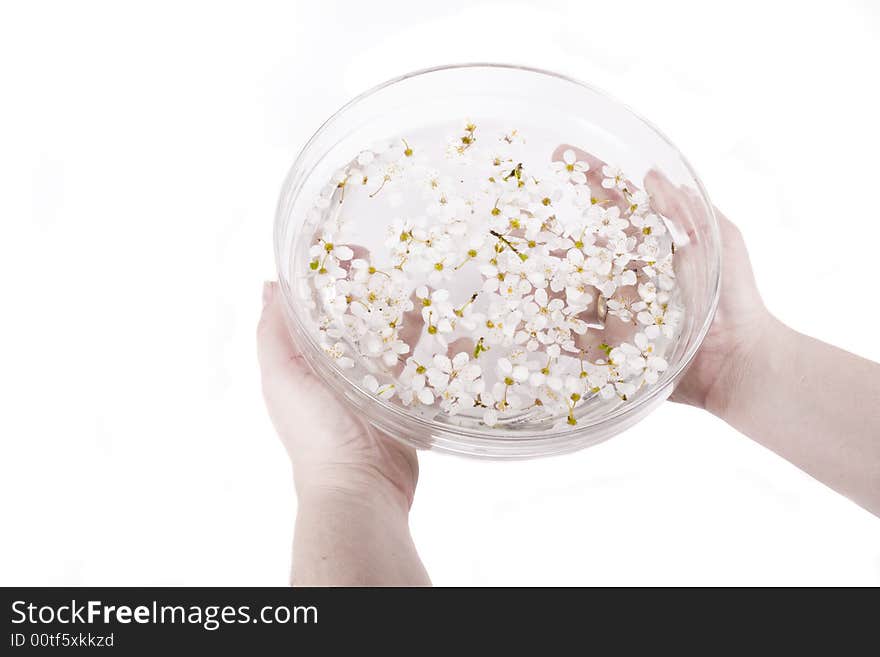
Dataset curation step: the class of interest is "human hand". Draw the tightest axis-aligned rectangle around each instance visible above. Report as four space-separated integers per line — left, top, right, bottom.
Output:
257 281 418 511
643 172 775 415
551 145 774 416
646 171 880 519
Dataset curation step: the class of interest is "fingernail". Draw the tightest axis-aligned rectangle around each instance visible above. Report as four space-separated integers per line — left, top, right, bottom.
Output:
262 281 274 307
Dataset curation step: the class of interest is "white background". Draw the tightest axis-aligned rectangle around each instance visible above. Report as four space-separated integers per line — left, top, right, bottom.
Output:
2 0 879 586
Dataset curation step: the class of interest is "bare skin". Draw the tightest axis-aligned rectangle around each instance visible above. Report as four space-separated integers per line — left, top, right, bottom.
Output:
258 281 429 586
256 148 880 586
644 169 880 517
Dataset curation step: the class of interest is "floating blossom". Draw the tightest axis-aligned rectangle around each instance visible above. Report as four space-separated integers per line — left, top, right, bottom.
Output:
301 125 684 428
362 374 395 399
586 205 629 240
446 121 478 159
397 359 434 406
626 189 651 215
630 212 667 237
596 266 637 299
361 328 410 367
637 235 662 262
322 341 355 370
552 149 590 184
606 295 637 323
643 253 676 291
633 332 668 384
637 300 681 339
425 352 484 415
601 165 627 190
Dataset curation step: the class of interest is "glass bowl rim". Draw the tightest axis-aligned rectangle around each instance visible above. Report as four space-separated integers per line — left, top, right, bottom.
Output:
274 62 721 446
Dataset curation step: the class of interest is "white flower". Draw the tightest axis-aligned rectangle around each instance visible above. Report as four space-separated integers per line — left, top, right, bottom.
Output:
533 288 564 315
427 261 455 286
638 280 657 302
630 212 667 237
572 184 595 209
498 356 530 384
609 342 644 377
303 124 683 426
606 296 636 323
426 355 455 391
607 235 637 269
551 149 589 184
525 179 564 222
385 217 417 251
585 244 614 277
426 352 463 389
402 367 435 405
322 341 354 370
615 381 637 400
557 248 596 307
312 260 347 292
486 200 523 233
361 328 410 367
417 286 454 323
425 352 483 415
362 374 395 399
583 364 612 398
480 302 523 348
590 367 636 401
308 231 356 291
596 267 637 299
423 311 453 345
364 158 404 197
418 167 451 200
480 255 530 297
309 234 353 260
637 301 677 339
637 235 662 262
634 332 668 384
586 205 629 239
643 254 676 290
626 189 651 215
514 288 569 351
601 165 627 190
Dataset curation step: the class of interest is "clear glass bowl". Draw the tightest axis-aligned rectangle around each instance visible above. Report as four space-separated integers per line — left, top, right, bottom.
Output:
275 63 720 458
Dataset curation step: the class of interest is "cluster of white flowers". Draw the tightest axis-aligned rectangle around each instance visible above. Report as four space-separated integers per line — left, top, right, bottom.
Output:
299 122 683 429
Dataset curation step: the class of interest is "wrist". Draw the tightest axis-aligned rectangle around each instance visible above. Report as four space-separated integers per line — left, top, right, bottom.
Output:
705 313 790 421
294 461 415 516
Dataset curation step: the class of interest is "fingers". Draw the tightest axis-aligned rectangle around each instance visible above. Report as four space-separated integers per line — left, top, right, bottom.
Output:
644 169 692 221
257 281 308 385
644 169 721 244
446 336 474 358
350 245 370 260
